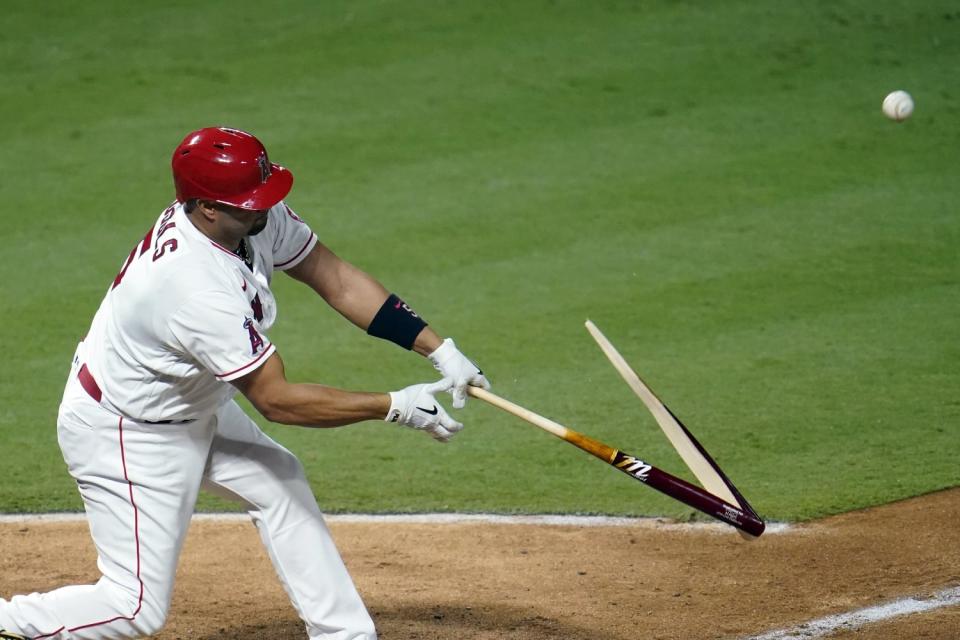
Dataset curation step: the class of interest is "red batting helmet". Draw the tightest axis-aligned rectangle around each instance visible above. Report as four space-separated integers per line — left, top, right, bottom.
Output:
171 127 293 211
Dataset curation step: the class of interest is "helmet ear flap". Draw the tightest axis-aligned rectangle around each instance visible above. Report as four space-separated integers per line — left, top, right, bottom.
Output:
171 127 293 211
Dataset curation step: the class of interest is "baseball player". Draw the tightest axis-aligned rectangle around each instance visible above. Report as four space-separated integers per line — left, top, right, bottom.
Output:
0 126 489 640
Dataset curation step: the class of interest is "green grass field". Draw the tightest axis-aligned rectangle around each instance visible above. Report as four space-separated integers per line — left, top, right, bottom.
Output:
1 1 957 522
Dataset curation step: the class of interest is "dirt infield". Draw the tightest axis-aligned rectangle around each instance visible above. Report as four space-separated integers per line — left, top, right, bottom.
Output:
2 489 958 639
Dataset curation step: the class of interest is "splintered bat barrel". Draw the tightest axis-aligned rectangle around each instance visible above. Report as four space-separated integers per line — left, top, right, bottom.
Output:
582 320 764 540
608 449 765 536
468 387 765 537
542 416 764 536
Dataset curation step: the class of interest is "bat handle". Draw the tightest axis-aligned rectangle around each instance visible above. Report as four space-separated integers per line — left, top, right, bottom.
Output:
468 387 619 461
467 386 567 438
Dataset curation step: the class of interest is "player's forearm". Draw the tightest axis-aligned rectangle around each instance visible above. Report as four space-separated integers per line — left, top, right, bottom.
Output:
286 242 443 355
288 244 388 330
258 382 391 427
328 269 442 354
233 353 390 427
326 264 391 331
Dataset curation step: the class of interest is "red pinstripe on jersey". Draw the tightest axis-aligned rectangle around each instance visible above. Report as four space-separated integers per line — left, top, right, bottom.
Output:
275 233 315 269
215 344 275 380
208 239 243 261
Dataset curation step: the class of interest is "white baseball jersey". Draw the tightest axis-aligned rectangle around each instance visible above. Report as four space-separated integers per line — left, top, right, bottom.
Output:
80 201 317 422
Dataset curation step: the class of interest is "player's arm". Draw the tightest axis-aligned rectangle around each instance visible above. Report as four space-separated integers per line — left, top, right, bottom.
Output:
284 241 442 354
285 242 490 407
231 351 463 441
232 350 388 426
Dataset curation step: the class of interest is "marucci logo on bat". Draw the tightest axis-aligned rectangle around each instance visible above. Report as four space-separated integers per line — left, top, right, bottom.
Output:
719 504 744 524
613 454 652 480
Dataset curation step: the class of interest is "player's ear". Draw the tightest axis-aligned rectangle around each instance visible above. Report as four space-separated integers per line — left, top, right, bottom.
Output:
193 200 219 222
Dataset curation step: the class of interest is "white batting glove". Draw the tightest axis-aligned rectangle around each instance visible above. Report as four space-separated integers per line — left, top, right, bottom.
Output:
427 338 491 409
386 378 464 443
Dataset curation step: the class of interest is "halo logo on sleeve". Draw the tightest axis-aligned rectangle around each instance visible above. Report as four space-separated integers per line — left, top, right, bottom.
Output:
243 317 265 355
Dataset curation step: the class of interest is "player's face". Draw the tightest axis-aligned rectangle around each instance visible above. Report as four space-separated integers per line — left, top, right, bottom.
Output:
215 204 270 237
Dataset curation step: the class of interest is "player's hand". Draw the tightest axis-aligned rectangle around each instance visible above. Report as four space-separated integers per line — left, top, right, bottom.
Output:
427 338 491 409
386 378 464 443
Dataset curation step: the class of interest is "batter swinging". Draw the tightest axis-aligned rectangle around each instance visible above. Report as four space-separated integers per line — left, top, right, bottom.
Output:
0 127 489 640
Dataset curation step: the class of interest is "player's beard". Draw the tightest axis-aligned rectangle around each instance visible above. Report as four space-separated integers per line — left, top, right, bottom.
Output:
248 215 269 236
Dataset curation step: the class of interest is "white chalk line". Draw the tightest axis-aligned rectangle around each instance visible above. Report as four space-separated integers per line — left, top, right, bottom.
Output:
0 511 789 533
741 584 960 639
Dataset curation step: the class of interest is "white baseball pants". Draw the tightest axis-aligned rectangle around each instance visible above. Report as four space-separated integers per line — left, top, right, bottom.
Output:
0 374 376 639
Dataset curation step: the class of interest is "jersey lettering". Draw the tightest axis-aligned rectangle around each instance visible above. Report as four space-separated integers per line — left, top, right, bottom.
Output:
152 239 178 262
112 206 175 289
158 206 175 227
158 220 176 237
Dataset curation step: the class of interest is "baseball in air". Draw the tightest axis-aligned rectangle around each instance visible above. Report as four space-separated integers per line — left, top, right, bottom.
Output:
882 90 914 122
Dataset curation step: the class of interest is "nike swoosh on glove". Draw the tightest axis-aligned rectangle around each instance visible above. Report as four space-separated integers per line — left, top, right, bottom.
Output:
386 378 464 442
427 338 491 409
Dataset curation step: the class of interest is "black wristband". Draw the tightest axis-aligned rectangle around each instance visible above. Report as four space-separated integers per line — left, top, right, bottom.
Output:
367 294 428 350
